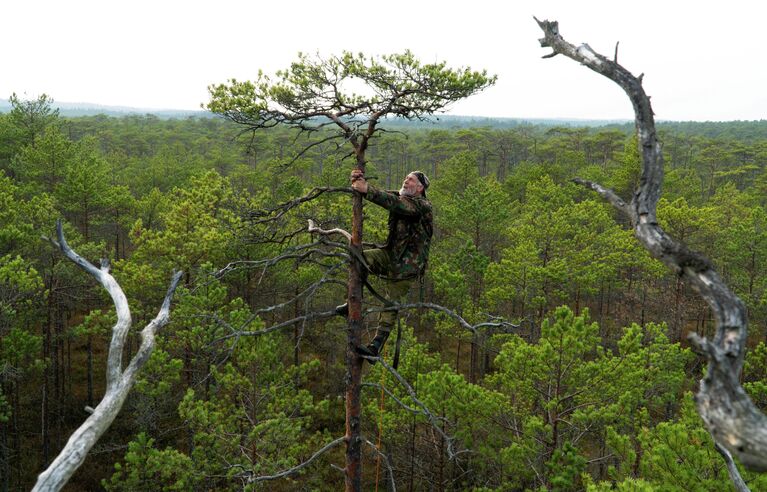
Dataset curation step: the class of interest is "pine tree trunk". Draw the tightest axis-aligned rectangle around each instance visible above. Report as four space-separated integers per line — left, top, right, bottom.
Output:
345 161 365 492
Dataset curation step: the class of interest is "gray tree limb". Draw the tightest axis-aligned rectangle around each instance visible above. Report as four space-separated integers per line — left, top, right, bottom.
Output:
33 221 182 491
536 17 767 474
716 442 750 492
247 436 346 483
308 218 352 242
364 438 397 492
374 357 463 459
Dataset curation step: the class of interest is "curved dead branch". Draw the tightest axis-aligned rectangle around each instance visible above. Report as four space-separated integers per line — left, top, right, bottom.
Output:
536 17 767 472
308 218 352 242
247 186 351 225
246 436 346 483
368 302 520 335
375 357 464 460
715 442 750 492
34 221 182 492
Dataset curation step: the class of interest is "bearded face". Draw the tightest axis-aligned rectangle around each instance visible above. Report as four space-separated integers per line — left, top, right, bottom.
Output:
399 173 422 197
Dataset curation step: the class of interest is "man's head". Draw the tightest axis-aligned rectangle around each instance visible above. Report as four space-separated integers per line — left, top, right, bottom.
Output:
400 171 430 197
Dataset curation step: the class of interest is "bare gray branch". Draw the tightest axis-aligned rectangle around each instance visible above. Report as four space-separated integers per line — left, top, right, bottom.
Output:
33 222 182 492
536 17 767 472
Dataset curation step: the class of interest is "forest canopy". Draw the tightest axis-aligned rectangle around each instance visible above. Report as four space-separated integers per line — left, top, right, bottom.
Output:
2 89 767 490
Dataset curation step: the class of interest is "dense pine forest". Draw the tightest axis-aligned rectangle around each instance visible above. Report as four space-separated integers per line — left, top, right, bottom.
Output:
3 94 767 491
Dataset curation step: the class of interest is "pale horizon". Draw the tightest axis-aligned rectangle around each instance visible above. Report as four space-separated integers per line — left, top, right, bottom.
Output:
4 0 766 122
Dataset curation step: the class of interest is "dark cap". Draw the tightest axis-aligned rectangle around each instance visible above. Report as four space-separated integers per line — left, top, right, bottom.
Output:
411 171 430 197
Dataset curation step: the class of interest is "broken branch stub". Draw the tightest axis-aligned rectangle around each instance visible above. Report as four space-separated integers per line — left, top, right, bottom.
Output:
308 219 352 242
536 17 767 472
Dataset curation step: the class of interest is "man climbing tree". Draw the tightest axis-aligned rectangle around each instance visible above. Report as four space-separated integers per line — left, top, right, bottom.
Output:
337 169 433 359
206 50 494 491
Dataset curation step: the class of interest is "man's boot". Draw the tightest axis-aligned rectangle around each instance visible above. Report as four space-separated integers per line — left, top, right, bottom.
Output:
355 330 390 362
335 303 348 317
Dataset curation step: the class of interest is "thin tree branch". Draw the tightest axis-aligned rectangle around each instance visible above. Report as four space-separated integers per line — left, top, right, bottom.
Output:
214 242 348 280
362 383 446 420
212 308 339 342
246 436 346 483
373 357 464 460
367 302 520 335
308 219 352 241
364 438 397 492
715 442 750 492
247 186 352 225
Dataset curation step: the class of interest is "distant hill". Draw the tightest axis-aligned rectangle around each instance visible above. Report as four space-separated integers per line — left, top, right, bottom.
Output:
0 98 212 119
8 98 765 138
380 114 631 129
0 98 633 127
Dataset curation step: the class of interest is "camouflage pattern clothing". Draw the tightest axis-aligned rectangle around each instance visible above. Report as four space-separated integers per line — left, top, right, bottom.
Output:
364 185 433 280
362 185 433 332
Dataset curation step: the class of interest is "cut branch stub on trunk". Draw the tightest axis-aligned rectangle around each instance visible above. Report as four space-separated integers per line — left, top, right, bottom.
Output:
535 17 767 473
33 221 182 492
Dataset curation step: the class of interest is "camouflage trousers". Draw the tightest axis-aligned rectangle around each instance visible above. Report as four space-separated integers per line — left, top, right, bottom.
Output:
363 248 413 333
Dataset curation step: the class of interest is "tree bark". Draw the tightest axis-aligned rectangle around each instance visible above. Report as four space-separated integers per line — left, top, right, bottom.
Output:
536 17 767 473
345 156 366 491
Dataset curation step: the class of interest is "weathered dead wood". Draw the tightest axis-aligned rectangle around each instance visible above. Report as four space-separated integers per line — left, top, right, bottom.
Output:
374 358 464 459
246 436 346 483
308 219 353 241
248 186 351 225
535 17 767 476
33 221 182 492
716 442 750 492
364 438 397 492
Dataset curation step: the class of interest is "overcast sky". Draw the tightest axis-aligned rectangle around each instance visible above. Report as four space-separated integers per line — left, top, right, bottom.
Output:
3 1 766 121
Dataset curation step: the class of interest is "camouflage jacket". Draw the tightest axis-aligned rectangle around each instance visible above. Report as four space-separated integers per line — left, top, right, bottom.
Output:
364 185 433 279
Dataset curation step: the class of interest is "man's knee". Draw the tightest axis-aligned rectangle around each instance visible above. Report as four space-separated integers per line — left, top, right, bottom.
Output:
363 248 391 276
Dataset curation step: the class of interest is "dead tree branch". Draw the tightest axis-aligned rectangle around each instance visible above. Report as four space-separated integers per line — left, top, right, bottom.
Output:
368 302 520 335
34 221 182 492
246 436 346 483
212 308 339 342
536 17 767 472
362 382 448 422
374 357 463 459
214 242 349 281
247 186 351 225
715 442 750 492
308 219 352 242
364 439 397 492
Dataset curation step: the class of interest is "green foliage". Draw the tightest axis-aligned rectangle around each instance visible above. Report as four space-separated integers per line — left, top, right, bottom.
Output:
0 254 44 327
10 123 74 194
103 433 199 491
487 307 690 489
547 442 587 491
484 176 648 324
207 51 496 125
637 394 766 490
4 93 59 152
6 103 767 490
744 342 767 410
174 328 330 488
